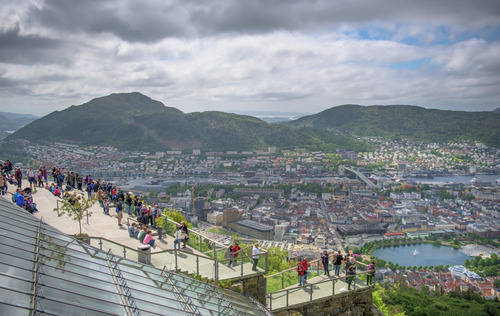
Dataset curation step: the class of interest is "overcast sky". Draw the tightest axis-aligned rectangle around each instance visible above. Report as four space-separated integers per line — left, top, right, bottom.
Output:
1 0 499 116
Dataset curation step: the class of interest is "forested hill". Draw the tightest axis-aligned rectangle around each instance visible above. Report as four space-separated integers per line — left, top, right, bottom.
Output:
7 92 369 152
286 104 500 147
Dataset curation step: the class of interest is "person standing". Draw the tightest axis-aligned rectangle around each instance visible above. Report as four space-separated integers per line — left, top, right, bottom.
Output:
155 214 163 240
0 173 6 195
232 242 241 265
346 265 356 290
322 250 330 276
252 243 264 271
366 261 376 286
297 263 306 286
333 250 343 276
174 226 183 250
116 198 124 227
180 221 189 248
301 257 309 284
225 245 235 267
27 167 35 191
15 168 22 188
125 193 133 215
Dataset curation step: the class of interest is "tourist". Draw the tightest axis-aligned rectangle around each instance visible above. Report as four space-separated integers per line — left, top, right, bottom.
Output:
134 196 141 216
322 250 330 276
15 188 25 207
174 226 183 250
128 223 137 237
125 193 133 215
14 168 22 188
252 243 264 271
348 256 357 272
232 242 241 265
225 244 235 267
0 173 6 195
180 221 189 248
143 230 156 248
37 168 44 187
366 261 375 286
346 266 356 290
150 204 157 227
103 195 110 215
27 167 35 191
297 262 306 286
116 198 124 227
138 226 147 243
86 181 93 198
155 214 163 240
333 250 343 276
301 257 309 284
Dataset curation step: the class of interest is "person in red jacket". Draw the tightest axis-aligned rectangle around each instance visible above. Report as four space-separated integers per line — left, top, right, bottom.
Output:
301 257 309 285
297 263 306 286
232 242 241 265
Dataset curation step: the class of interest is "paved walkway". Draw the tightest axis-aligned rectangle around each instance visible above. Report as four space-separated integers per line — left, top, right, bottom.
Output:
2 183 263 280
268 274 369 312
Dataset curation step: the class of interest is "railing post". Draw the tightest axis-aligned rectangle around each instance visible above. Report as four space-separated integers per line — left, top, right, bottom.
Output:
214 242 218 282
281 272 285 289
332 278 335 297
317 261 320 276
286 289 289 310
309 283 313 303
123 246 126 258
175 248 178 272
240 252 244 278
199 235 202 253
269 293 272 311
265 251 268 274
196 255 199 275
99 238 103 250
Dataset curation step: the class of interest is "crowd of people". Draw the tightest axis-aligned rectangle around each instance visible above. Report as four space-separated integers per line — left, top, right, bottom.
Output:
4 161 378 289
297 250 376 290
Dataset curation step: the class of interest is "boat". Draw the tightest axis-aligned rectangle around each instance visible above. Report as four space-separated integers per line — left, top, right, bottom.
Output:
413 249 419 256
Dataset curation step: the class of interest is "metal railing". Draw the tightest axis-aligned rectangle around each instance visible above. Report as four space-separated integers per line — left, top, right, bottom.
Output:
267 266 374 311
87 236 268 282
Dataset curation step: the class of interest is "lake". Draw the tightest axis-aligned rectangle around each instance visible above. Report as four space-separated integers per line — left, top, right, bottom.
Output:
371 243 469 267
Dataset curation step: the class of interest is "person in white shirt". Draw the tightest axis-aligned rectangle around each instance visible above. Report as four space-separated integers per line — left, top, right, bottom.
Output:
174 226 184 250
252 243 264 271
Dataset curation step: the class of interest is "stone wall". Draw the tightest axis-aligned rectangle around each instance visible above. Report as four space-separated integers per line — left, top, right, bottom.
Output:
240 274 266 304
274 288 383 316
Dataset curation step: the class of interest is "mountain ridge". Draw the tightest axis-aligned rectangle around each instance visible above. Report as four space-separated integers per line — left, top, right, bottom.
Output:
6 93 500 150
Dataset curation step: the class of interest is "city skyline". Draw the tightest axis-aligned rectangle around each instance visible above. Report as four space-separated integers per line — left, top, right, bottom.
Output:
1 0 499 116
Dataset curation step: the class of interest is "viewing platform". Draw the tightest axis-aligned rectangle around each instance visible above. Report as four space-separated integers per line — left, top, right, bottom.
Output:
2 184 377 314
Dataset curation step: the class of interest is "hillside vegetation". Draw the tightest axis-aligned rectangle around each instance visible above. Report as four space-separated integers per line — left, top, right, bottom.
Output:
7 92 369 152
286 104 500 147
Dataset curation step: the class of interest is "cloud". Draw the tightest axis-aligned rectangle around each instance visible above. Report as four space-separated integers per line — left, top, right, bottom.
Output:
0 0 499 115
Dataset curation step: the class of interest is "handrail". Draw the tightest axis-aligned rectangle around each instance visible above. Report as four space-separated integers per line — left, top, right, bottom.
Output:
265 257 321 279
269 269 372 295
163 217 227 248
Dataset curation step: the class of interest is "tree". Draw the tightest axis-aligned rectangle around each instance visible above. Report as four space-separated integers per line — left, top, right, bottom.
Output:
54 194 97 235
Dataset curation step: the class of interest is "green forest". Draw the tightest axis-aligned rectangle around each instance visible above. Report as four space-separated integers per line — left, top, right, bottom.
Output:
373 282 499 316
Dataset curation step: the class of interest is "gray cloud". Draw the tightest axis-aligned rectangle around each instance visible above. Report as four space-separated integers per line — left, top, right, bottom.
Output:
0 24 63 64
17 0 500 42
0 0 499 115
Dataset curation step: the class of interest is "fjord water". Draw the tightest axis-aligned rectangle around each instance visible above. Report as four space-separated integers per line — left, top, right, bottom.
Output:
371 243 469 267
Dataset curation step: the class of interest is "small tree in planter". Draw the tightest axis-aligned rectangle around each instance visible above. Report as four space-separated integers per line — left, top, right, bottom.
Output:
54 193 97 242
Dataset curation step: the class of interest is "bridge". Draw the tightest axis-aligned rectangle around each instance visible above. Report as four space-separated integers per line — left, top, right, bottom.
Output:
344 167 377 188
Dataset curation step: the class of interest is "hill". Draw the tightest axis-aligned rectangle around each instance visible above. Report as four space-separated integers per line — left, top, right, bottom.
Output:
0 112 39 139
286 104 500 147
7 92 369 152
